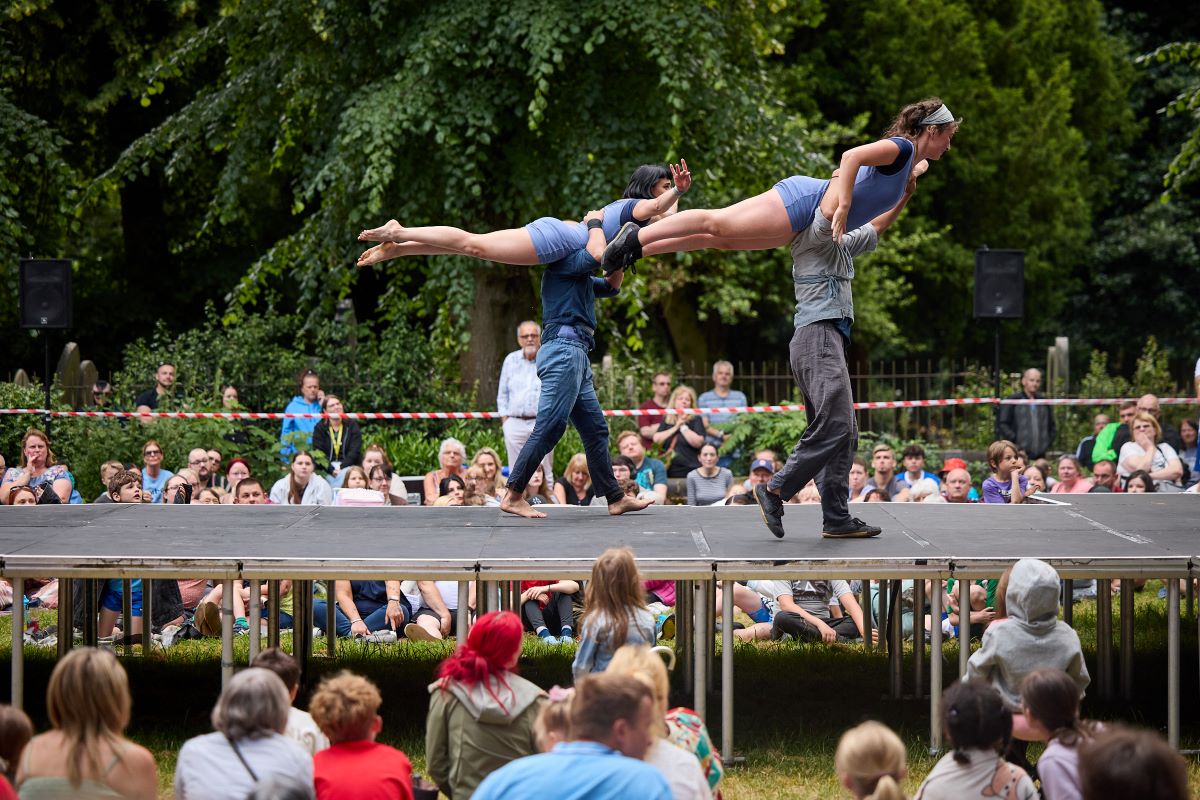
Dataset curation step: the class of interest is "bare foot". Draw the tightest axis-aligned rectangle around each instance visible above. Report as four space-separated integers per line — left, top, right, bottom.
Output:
501 492 546 519
358 219 405 242
607 495 652 516
357 242 402 267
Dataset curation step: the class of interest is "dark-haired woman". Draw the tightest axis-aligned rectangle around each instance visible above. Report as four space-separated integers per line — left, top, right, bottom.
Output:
310 394 362 484
425 611 546 799
601 98 958 270
356 161 691 266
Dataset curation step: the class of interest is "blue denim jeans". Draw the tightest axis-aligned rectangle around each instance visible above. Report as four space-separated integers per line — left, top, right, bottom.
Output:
506 338 621 502
312 598 409 637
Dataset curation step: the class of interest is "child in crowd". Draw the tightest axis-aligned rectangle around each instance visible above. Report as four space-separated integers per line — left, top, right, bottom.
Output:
915 679 1037 799
251 647 330 756
1020 668 1098 800
982 440 1027 504
0 704 33 795
520 580 580 644
533 687 574 753
967 558 1089 772
1077 725 1189 800
835 720 907 800
310 671 413 800
572 547 656 681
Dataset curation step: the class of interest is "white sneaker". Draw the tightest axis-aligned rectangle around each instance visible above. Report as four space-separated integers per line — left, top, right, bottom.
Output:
362 630 398 644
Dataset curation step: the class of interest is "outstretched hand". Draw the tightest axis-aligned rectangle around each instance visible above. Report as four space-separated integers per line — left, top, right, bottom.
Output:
830 205 849 242
670 158 691 194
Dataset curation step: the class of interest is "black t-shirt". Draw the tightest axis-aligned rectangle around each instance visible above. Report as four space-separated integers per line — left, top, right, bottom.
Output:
659 416 707 478
556 477 594 506
134 387 160 409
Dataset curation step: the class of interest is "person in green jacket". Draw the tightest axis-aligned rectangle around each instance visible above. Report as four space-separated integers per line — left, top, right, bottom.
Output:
425 611 546 799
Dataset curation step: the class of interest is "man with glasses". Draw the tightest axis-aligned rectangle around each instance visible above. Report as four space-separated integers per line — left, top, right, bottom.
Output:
498 321 555 485
140 439 174 502
638 372 672 450
90 380 114 408
135 362 175 412
184 448 214 489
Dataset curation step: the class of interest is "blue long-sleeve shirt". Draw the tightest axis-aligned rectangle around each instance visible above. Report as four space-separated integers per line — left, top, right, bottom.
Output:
280 395 322 457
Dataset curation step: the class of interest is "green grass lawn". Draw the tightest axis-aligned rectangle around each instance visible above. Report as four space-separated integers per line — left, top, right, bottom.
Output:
4 583 1199 799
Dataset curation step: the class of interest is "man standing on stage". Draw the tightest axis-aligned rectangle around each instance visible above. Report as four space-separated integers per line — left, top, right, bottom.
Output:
498 321 555 485
754 162 925 539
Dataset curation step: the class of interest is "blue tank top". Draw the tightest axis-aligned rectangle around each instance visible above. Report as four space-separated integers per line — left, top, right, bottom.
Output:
600 198 641 242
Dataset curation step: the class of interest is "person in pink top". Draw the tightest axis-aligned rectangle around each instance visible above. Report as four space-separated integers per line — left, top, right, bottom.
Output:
310 672 414 800
1051 455 1094 494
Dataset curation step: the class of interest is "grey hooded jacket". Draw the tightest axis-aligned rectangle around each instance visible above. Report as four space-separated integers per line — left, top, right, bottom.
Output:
966 558 1090 710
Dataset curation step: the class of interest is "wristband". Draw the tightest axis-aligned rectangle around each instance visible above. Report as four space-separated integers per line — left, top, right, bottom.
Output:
586 218 604 230
671 184 686 196
350 617 363 624
387 597 401 603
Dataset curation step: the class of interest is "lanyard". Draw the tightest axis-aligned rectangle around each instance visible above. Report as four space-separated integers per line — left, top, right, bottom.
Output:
330 425 343 460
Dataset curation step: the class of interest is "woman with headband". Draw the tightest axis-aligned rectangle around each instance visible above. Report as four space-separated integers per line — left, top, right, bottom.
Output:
600 98 958 271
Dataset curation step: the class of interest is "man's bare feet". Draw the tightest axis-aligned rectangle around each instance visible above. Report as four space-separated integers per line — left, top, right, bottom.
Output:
608 495 652 516
357 242 402 267
501 491 546 519
358 219 405 242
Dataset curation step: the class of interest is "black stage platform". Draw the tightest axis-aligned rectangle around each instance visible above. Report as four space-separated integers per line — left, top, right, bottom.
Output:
2 493 1196 756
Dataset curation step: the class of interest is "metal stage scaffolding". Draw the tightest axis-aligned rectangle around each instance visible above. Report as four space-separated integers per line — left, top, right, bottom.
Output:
2 493 1197 759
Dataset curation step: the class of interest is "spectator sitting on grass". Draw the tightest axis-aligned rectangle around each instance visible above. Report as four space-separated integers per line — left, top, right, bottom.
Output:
617 431 669 504
270 451 333 506
426 611 546 800
15 649 158 800
1019 668 1099 800
771 578 867 644
981 440 1027 504
0 704 32 792
313 580 413 639
401 580 457 642
572 548 657 681
174 668 312 800
252 648 330 756
423 438 467 505
310 672 413 800
521 579 580 644
107 469 143 503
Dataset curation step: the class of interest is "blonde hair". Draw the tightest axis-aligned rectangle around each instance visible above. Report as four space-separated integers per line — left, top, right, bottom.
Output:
835 721 907 800
580 548 647 649
1131 411 1162 442
606 646 669 721
534 690 573 752
46 648 132 788
471 446 506 492
664 384 698 426
563 454 591 489
309 671 382 744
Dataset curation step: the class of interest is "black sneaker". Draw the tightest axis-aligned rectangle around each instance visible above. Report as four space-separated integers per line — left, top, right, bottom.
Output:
822 517 883 539
753 484 786 539
601 222 643 275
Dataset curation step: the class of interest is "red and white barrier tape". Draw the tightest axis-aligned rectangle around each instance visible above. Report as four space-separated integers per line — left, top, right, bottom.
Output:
0 396 1195 420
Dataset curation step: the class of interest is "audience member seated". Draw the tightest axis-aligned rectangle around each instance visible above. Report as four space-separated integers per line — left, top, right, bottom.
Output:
472 671 671 800
835 720 906 800
555 453 594 506
638 372 673 450
898 444 941 489
335 465 386 506
401 580 457 642
1178 418 1197 487
195 486 223 505
982 440 1027 504
1022 464 1048 494
311 394 362 485
847 456 869 502
310 671 412 800
164 471 197 504
431 474 466 506
654 385 707 479
363 444 409 501
464 465 501 506
138 439 174 503
914 678 1036 800
521 580 580 644
252 648 330 756
281 368 323 457
617 431 669 504
523 464 557 505
234 477 268 504
92 459 124 503
745 457 775 493
1117 412 1183 491
1019 668 1098 800
909 477 943 503
863 488 889 502
196 577 294 636
1 428 72 505
864 444 910 501
423 438 467 505
206 448 227 490
1136 393 1186 451
1089 459 1120 493
533 688 573 752
606 646 710 800
1075 413 1110 469
0 704 32 794
368 464 407 505
313 580 412 640
15 649 157 800
471 446 506 496
1104 400 1139 459
426 611 546 799
270 451 333 505
174 668 312 799
1077 724 1189 800
134 361 175 412
771 579 867 643
222 458 252 504
6 486 36 506
941 467 977 503
1123 470 1155 493
1051 455 1093 494
686 443 732 505
573 548 657 681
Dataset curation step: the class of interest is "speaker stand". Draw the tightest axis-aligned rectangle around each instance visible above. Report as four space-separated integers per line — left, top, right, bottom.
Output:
42 333 52 438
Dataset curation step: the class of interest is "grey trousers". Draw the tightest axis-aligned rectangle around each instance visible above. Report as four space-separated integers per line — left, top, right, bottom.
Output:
768 321 856 527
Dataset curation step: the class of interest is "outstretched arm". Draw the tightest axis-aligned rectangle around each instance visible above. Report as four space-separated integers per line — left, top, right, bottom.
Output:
631 159 692 221
868 159 927 237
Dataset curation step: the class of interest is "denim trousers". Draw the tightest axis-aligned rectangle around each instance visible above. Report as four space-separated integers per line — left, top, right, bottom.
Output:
506 338 622 502
312 598 408 637
768 321 857 527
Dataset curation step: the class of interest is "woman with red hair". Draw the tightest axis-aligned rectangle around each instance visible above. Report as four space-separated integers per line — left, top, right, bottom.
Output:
424 611 546 799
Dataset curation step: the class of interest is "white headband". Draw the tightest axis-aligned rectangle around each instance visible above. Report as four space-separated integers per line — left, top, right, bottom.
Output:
919 103 957 126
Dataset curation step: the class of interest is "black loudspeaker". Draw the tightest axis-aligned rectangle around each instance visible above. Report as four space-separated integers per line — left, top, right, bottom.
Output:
19 258 72 329
973 248 1024 319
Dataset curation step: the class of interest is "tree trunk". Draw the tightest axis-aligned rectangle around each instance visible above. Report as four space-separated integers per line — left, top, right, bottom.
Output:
459 266 538 406
659 288 709 371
